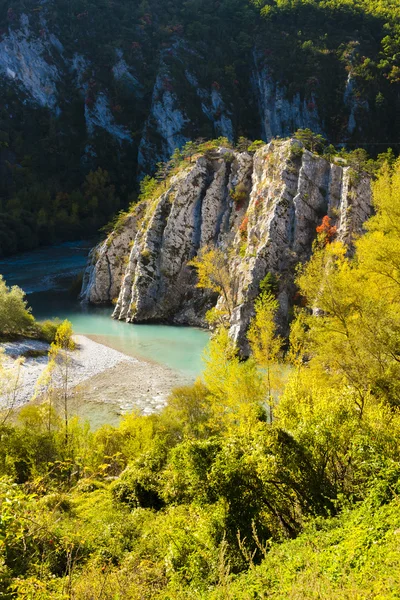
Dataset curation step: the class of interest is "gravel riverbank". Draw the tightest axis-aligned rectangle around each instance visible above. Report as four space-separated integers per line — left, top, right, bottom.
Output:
1 335 190 421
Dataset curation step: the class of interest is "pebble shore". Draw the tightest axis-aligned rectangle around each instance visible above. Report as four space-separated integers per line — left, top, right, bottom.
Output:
1 335 191 420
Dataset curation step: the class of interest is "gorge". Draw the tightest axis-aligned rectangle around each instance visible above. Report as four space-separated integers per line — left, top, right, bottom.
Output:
0 0 397 257
1 1 400 596
81 138 372 350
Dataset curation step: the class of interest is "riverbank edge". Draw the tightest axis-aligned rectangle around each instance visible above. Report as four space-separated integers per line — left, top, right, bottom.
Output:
1 335 193 426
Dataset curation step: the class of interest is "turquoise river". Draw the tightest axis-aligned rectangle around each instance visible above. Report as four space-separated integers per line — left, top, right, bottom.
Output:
0 241 210 379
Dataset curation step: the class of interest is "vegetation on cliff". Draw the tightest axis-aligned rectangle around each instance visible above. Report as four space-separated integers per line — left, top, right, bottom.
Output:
0 155 399 597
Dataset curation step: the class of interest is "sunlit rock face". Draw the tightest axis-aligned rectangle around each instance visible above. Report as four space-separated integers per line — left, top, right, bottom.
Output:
226 140 371 349
82 139 372 349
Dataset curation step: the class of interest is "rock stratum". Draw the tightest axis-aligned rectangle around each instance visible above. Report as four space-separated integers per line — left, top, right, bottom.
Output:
81 139 372 349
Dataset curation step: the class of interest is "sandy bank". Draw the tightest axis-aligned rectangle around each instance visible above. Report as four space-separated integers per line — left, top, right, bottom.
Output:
1 335 190 419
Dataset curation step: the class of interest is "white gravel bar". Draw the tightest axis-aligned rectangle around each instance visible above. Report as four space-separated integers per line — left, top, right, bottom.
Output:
1 335 135 408
0 335 192 420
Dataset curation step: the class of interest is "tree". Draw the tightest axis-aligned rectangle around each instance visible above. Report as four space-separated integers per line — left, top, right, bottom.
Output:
83 168 119 217
202 327 265 433
155 161 170 189
344 148 375 176
316 215 337 247
294 159 400 412
294 129 326 154
0 276 35 338
0 351 24 425
48 321 75 446
182 141 198 163
248 292 283 422
236 136 252 152
139 175 158 200
323 144 336 163
171 147 183 167
188 247 237 319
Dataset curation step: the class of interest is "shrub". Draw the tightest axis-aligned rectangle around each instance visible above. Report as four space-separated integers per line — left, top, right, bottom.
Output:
36 319 60 343
231 182 248 207
0 276 35 338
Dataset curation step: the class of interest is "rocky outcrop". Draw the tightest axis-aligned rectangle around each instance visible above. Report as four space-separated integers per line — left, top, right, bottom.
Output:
80 208 143 304
137 44 235 173
227 141 371 347
113 148 253 326
137 63 191 175
81 139 372 349
252 52 323 141
0 14 62 110
0 1 396 205
84 93 132 144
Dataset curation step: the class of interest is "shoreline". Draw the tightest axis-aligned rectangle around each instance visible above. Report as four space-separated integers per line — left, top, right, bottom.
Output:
85 333 165 367
1 335 191 426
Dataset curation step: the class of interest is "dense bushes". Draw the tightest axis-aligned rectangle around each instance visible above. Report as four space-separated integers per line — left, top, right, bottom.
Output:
0 276 35 338
0 276 58 342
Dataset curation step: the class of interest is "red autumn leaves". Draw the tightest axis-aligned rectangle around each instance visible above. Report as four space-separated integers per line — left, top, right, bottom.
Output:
316 215 337 245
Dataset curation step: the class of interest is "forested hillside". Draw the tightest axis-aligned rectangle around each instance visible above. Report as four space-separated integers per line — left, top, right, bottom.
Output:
0 154 399 598
0 0 399 255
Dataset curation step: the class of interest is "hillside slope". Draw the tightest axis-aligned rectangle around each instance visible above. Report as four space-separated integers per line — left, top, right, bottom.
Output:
210 487 400 599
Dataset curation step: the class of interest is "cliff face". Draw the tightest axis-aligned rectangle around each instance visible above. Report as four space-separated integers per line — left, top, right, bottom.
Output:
81 139 372 348
252 53 323 142
1 2 395 262
0 9 384 180
80 209 143 305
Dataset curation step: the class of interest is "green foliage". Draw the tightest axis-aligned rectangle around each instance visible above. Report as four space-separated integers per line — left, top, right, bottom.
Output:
139 175 158 201
247 140 265 153
248 291 284 421
294 129 326 154
210 476 400 599
53 320 75 353
0 276 34 338
230 181 249 206
253 0 400 146
0 275 60 344
258 271 279 296
189 246 237 319
0 0 398 258
0 140 400 599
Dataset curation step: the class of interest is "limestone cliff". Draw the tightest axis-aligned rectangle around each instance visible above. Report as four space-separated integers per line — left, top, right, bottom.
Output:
81 139 372 348
80 208 143 305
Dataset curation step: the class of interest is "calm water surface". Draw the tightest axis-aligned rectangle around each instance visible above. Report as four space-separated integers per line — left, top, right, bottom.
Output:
0 242 210 378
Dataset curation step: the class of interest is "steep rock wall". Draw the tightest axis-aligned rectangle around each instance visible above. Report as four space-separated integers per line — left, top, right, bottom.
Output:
114 149 253 326
252 53 323 141
80 209 143 304
227 141 371 347
0 2 396 215
81 140 372 348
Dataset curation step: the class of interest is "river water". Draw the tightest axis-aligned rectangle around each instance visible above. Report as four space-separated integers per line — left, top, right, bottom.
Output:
0 241 210 379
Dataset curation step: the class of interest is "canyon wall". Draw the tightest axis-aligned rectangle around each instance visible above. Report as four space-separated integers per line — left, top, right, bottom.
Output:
81 139 372 349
